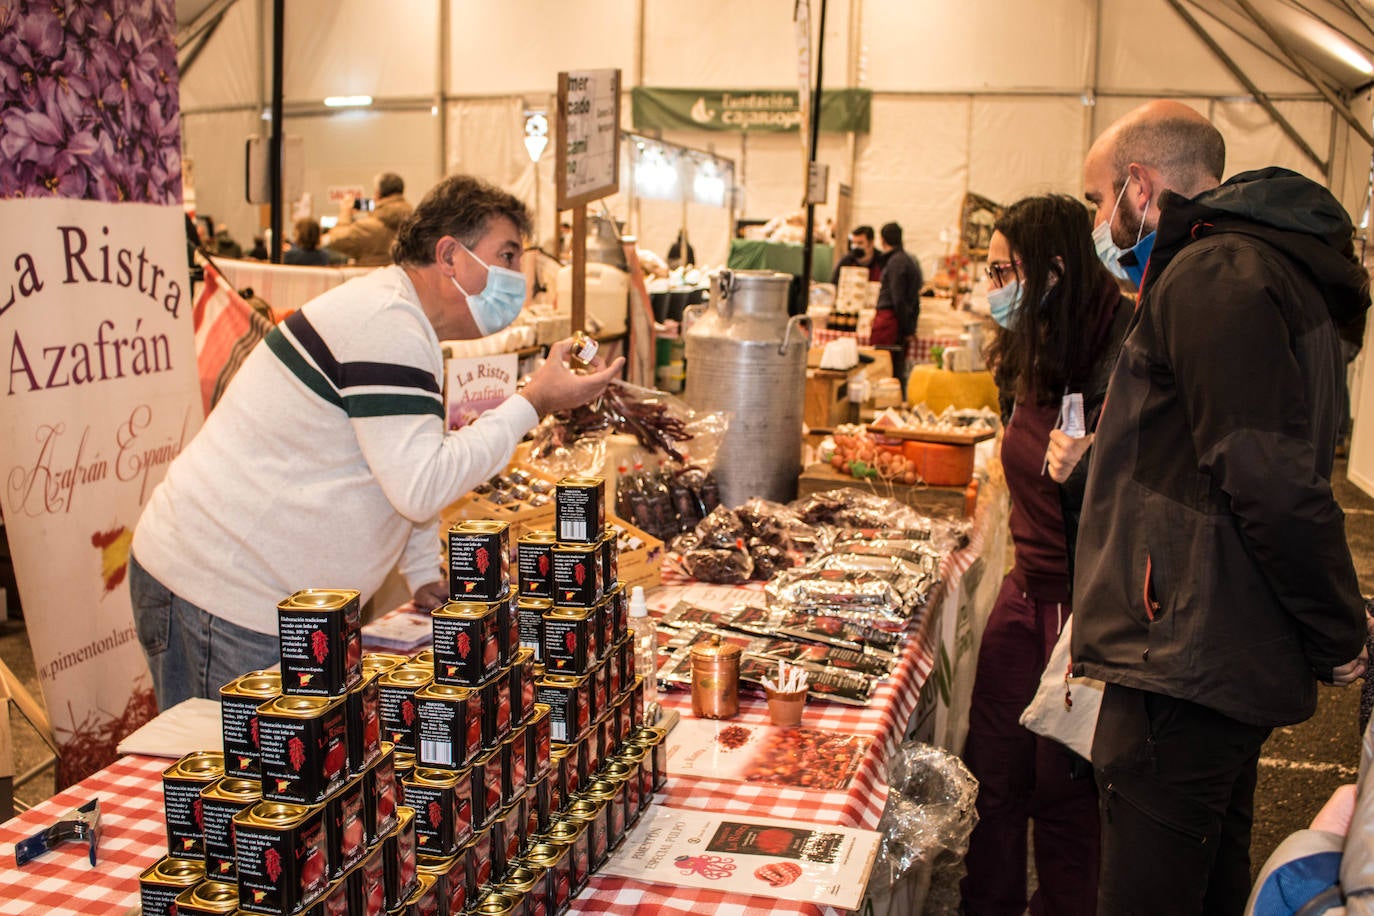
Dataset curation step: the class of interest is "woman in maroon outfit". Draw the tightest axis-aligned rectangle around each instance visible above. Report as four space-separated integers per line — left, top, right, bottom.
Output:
959 195 1131 916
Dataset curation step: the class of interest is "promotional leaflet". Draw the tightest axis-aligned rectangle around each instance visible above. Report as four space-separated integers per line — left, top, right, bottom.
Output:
601 806 880 910
666 718 871 791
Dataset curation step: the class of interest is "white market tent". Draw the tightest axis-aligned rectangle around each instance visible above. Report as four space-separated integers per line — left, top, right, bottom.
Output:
175 0 1374 275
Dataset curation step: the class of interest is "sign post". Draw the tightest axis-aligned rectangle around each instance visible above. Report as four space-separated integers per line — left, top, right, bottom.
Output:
555 69 622 333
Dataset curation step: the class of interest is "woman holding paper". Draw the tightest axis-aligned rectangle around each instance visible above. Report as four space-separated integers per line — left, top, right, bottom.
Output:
959 195 1131 916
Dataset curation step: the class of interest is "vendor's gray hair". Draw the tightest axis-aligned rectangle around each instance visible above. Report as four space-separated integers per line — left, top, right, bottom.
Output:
392 175 531 266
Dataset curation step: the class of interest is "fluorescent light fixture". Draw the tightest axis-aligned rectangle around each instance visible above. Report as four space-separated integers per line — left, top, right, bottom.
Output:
1329 40 1374 76
634 144 679 201
323 95 373 108
693 160 726 207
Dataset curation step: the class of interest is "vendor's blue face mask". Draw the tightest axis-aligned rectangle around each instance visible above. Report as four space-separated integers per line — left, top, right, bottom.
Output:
451 243 526 336
988 280 1023 328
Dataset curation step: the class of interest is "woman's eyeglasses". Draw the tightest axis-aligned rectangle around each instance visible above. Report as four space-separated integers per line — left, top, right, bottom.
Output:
985 260 1021 286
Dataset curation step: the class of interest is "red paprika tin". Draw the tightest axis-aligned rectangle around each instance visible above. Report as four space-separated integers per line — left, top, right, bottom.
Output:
433 599 502 687
517 530 557 600
232 800 330 915
139 855 205 916
221 670 280 779
163 750 224 861
173 878 239 915
554 477 605 545
384 805 419 911
201 776 261 880
325 773 367 879
404 766 475 858
345 669 382 776
257 695 348 806
550 545 601 609
277 588 362 697
536 674 589 744
414 683 482 770
364 742 401 846
478 664 514 750
379 665 433 752
540 607 593 676
448 520 510 601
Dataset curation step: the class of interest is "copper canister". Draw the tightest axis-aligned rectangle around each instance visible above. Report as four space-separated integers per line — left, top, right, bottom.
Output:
690 634 741 719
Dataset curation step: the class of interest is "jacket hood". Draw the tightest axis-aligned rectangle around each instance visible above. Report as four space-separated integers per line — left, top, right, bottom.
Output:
1153 167 1369 327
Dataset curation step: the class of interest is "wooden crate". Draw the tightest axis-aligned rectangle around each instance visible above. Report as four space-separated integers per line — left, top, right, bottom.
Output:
610 515 664 591
440 464 559 544
797 462 973 518
805 368 856 430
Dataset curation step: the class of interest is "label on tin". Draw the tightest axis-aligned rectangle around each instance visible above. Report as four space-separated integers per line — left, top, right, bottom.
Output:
542 611 592 675
233 807 329 914
405 779 474 857
164 776 211 859
346 674 383 776
258 702 348 805
555 479 604 543
278 594 362 697
551 547 601 608
432 604 501 687
416 691 481 769
518 539 555 599
222 686 276 779
379 680 425 751
447 525 510 601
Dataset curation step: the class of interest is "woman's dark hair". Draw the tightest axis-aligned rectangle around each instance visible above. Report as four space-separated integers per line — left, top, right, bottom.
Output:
293 217 321 251
392 174 531 266
984 194 1114 405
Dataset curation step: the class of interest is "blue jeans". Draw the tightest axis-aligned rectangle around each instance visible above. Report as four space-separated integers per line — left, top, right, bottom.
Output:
129 553 279 710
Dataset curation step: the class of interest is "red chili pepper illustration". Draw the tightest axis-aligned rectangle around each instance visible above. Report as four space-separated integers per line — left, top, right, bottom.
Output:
476 546 490 575
311 629 330 664
456 630 472 660
264 846 282 882
288 736 306 772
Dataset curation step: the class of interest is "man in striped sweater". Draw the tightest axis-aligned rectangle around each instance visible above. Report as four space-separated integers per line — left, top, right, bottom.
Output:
131 175 622 708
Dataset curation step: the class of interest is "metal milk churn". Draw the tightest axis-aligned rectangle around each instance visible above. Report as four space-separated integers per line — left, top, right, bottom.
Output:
684 269 811 506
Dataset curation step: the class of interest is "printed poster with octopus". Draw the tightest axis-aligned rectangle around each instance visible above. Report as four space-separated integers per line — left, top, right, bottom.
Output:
0 0 202 784
602 806 881 910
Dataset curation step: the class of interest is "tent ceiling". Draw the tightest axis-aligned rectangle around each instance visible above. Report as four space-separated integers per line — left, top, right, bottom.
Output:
1188 0 1374 90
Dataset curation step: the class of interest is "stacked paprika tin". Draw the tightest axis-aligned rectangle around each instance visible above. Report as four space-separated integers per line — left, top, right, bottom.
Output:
139 473 666 916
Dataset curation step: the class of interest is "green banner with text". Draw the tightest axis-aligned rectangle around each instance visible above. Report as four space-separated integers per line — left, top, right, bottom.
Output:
632 87 871 134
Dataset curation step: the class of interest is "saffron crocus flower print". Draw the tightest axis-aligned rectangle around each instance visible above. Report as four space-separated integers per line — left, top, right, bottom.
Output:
0 0 181 204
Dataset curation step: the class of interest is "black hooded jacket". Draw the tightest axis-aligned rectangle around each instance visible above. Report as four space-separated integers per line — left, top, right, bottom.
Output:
1072 167 1369 727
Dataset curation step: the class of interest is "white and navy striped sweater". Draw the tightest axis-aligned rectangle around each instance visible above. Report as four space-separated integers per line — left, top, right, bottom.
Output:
133 266 537 634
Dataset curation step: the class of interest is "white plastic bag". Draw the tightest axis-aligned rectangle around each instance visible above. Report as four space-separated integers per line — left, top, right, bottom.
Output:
1018 616 1102 760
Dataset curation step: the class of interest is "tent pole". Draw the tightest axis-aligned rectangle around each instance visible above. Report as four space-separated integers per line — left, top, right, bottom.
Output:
1335 0 1374 40
1164 0 1329 175
800 0 827 316
437 0 449 178
269 0 284 263
1232 0 1374 148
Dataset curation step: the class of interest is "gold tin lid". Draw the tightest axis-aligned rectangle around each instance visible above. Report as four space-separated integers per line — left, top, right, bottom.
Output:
278 588 360 611
415 683 474 702
612 743 648 764
630 725 668 744
405 871 437 904
581 779 619 801
502 724 527 748
436 600 500 620
409 767 465 788
179 879 239 911
514 646 536 666
550 543 597 557
558 476 604 488
601 761 633 781
538 673 587 688
380 666 434 689
529 703 550 723
691 633 741 660
533 662 547 678
258 694 342 718
363 652 408 673
545 606 591 623
164 751 225 781
521 842 569 867
565 798 603 821
396 805 416 831
202 776 262 803
473 747 498 767
499 863 545 893
142 855 206 884
416 853 458 876
238 800 313 828
223 670 281 697
455 519 510 534
547 817 587 841
516 598 552 613
394 750 416 768
549 745 571 761
479 890 522 914
411 648 435 664
519 530 557 544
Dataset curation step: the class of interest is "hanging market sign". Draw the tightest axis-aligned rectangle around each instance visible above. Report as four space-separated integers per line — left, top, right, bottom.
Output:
631 87 871 134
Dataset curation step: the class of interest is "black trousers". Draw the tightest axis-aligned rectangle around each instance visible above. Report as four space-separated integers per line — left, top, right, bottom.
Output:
1093 683 1271 916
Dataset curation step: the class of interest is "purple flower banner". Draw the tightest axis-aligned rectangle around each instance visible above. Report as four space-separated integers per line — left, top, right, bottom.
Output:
0 0 202 788
0 0 182 204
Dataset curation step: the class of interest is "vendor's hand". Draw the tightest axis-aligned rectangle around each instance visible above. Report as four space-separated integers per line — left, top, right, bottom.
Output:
1310 783 1359 837
521 338 625 418
412 580 448 612
1330 646 1368 686
1046 430 1094 484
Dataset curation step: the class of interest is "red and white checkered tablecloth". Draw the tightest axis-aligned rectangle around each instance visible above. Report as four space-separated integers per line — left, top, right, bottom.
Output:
0 558 953 916
0 753 167 915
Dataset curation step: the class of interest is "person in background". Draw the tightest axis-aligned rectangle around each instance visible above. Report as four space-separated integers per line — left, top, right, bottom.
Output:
325 171 413 266
831 224 883 283
130 174 623 709
666 230 696 269
1057 99 1368 916
283 217 331 267
872 221 923 383
213 222 243 259
959 195 1131 916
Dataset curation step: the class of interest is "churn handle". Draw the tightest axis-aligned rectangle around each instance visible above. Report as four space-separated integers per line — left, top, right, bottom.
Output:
714 268 734 320
681 303 708 335
779 314 812 356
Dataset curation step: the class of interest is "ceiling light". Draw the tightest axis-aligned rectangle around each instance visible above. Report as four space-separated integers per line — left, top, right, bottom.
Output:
323 95 373 108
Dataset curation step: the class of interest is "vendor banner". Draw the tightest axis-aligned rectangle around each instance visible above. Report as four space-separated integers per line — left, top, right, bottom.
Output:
632 87 871 134
0 0 202 785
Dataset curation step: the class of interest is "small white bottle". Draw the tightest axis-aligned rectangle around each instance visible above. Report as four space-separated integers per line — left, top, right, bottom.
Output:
629 585 658 720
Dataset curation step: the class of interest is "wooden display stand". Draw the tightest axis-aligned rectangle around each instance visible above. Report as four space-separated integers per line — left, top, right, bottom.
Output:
796 462 974 518
0 658 56 821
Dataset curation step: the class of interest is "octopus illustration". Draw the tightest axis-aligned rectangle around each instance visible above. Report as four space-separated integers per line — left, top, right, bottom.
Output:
674 854 736 880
